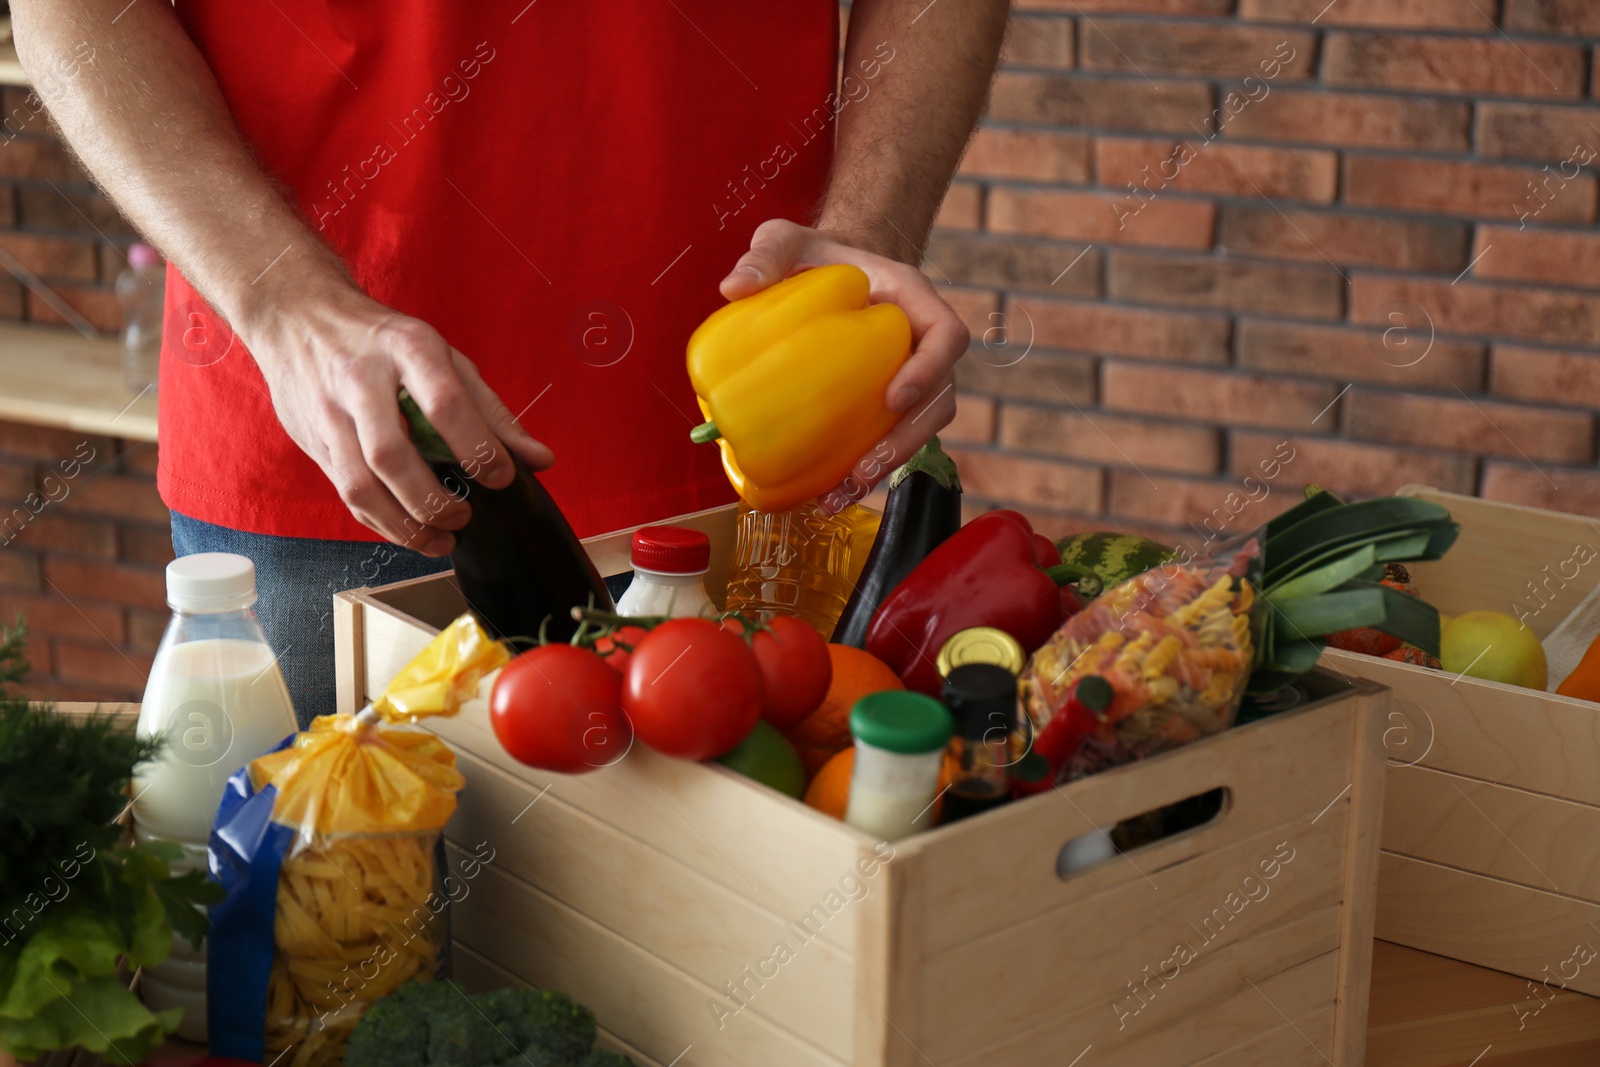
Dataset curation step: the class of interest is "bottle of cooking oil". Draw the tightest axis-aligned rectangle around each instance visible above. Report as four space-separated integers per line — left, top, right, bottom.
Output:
724 500 880 636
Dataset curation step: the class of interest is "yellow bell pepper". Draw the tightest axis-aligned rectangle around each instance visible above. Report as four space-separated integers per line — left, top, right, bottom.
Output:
687 264 912 511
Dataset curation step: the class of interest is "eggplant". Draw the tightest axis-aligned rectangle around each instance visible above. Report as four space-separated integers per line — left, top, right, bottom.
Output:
399 392 612 642
831 437 962 648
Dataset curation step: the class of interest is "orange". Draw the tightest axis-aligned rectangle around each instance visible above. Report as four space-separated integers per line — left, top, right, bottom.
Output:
804 746 963 823
784 644 904 778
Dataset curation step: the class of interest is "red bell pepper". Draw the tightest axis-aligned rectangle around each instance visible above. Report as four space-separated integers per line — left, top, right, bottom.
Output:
1013 675 1111 796
864 510 1065 696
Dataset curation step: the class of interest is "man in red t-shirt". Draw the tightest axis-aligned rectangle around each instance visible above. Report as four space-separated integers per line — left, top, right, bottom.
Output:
15 1 1007 719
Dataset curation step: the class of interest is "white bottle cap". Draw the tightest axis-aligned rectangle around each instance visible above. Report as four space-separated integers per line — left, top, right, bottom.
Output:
166 553 258 613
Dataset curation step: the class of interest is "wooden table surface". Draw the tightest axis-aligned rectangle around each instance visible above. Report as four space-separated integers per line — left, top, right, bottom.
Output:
0 323 157 442
1367 941 1600 1067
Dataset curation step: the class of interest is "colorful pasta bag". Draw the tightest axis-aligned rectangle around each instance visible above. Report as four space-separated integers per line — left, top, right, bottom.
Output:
208 615 509 1067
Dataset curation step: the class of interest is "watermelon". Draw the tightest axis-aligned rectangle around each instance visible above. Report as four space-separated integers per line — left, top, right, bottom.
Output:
1054 532 1174 589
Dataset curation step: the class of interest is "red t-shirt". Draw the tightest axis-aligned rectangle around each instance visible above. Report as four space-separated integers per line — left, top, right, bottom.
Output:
158 1 837 541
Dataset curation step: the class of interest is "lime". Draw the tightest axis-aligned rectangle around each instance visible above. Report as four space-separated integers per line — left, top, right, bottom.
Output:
716 720 807 798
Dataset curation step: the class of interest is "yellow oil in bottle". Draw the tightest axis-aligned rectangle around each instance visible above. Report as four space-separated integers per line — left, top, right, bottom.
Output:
724 500 881 637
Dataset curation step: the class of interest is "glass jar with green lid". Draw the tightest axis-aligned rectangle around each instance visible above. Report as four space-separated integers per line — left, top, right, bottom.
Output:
845 690 954 842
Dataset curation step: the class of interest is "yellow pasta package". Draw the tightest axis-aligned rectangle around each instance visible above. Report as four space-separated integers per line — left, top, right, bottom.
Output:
208 615 509 1067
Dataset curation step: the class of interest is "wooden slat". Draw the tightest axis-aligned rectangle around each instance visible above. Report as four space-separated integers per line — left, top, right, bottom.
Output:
333 592 363 717
942 907 1342 1067
918 810 1350 1062
1327 646 1600 805
905 676 1377 957
1376 853 1600 996
851 840 924 1067
1191 1004 1336 1067
1395 484 1600 640
1384 763 1600 900
450 942 668 1067
444 842 847 1067
446 749 856 1059
1332 685 1386 1066
0 323 156 441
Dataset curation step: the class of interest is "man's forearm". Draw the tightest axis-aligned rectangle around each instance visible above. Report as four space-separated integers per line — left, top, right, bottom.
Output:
11 0 348 338
819 0 1009 264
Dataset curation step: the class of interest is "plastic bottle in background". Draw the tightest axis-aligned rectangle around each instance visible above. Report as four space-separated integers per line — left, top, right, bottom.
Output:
723 500 881 637
116 242 164 394
132 553 299 1041
614 526 715 619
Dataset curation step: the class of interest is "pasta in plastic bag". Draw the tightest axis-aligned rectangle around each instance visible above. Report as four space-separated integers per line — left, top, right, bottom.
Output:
1021 535 1261 782
208 615 509 1067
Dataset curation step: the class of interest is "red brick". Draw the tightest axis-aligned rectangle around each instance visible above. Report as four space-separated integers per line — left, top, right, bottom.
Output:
1018 0 1232 11
0 460 33 499
1223 88 1471 150
0 184 14 228
1482 460 1600 519
52 638 150 693
1471 226 1600 289
0 422 112 465
1344 389 1594 463
1230 431 1477 498
6 512 118 559
1003 13 1075 69
128 607 170 654
1325 32 1584 99
0 278 21 320
118 442 162 476
119 523 177 567
1108 470 1299 532
1096 138 1337 202
26 286 121 334
61 472 169 524
956 349 1098 403
988 188 1216 250
934 182 983 231
1349 275 1600 347
1000 405 1222 475
1344 155 1596 224
925 232 1102 297
941 447 1103 513
0 550 42 592
1235 320 1487 390
945 394 997 445
16 184 138 237
1108 250 1345 319
938 285 1000 343
1102 363 1344 428
1080 21 1316 80
1503 0 1600 36
0 233 97 282
1240 0 1494 29
1219 205 1468 272
41 557 167 607
989 72 1215 134
959 128 1092 183
1476 102 1600 161
0 138 91 182
0 592 126 645
1010 295 1232 364
1490 345 1600 410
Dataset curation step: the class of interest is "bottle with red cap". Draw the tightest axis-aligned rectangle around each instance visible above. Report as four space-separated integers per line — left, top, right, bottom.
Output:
615 525 716 619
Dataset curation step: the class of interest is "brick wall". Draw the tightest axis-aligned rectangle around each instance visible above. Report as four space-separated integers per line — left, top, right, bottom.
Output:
934 0 1600 544
0 420 171 701
0 86 134 331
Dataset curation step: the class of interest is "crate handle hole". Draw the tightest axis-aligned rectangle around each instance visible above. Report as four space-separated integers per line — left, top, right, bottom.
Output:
1056 787 1230 879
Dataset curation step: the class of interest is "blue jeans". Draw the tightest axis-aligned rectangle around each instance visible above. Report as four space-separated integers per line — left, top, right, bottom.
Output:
171 512 633 728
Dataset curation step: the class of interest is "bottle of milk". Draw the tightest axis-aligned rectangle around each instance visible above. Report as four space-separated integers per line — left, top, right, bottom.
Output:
132 553 298 1041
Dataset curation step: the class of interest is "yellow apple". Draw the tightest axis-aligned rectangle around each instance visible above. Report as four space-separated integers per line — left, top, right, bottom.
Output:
1440 611 1548 689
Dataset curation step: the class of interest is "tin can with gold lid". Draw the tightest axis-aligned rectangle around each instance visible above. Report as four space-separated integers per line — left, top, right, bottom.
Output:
935 626 1026 680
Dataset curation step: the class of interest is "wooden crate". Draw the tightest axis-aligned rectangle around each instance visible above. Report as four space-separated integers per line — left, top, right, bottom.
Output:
1321 485 1600 994
334 504 1389 1067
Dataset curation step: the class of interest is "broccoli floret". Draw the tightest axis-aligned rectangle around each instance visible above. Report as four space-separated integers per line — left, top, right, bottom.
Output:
346 979 629 1067
479 987 597 1063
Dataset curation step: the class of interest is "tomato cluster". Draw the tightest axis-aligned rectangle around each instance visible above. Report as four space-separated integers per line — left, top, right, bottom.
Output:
489 613 832 772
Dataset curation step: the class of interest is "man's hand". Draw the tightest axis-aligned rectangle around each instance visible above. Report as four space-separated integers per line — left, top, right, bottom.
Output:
720 219 967 512
243 279 553 556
